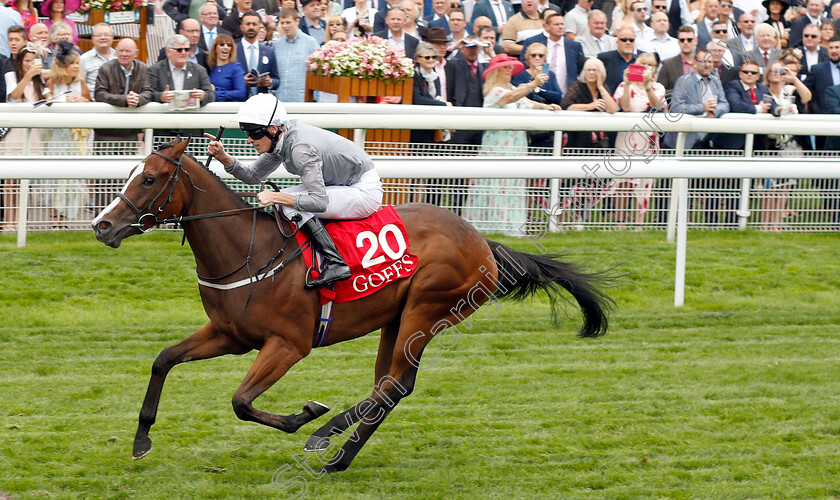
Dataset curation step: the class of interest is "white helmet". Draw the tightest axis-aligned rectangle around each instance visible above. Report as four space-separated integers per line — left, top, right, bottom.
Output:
234 94 289 128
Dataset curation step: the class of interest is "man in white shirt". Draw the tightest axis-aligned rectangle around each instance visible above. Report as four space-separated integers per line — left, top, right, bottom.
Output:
576 9 616 57
629 1 655 41
747 22 780 69
80 23 116 98
565 0 594 40
800 23 825 73
637 11 679 59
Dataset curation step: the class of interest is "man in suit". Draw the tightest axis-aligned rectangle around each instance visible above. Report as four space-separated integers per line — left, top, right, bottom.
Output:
470 0 515 30
576 9 615 57
663 48 730 150
426 0 451 24
726 12 756 59
822 83 840 225
597 25 642 94
299 0 327 44
804 36 840 113
658 24 697 92
198 2 231 52
158 18 210 73
693 0 720 50
789 0 828 49
800 23 829 73
236 11 280 95
746 23 780 70
520 11 585 93
718 59 772 150
375 4 420 57
149 34 215 138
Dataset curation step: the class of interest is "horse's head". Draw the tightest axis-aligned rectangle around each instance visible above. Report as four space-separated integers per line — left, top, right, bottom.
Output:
92 138 194 248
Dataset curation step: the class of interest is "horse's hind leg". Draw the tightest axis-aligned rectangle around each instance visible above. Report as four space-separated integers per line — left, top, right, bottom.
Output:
304 319 399 452
134 323 248 459
230 337 330 433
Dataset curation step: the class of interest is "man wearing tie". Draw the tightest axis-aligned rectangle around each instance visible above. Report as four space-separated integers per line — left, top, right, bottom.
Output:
470 0 515 30
199 2 230 52
747 23 780 70
726 12 756 58
236 11 280 96
520 12 585 94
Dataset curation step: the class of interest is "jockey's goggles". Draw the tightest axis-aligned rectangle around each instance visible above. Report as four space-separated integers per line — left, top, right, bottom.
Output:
241 124 271 141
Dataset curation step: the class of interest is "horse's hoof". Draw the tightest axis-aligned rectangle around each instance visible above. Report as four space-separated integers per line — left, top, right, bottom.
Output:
319 462 348 474
132 436 152 460
304 400 330 419
303 434 332 452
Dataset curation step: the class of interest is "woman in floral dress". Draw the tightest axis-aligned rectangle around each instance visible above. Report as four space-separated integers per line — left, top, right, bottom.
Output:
464 54 561 236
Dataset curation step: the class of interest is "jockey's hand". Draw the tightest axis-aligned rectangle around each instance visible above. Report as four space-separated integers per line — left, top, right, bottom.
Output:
204 132 233 167
258 190 295 208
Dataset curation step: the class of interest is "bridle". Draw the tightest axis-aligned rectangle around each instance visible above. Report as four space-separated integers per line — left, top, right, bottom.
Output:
120 149 262 233
116 148 307 314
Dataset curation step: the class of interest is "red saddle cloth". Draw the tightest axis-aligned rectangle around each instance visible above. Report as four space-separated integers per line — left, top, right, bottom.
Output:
295 205 418 304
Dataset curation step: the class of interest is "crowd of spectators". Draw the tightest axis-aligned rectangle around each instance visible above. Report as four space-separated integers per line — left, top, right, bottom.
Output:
2 0 840 231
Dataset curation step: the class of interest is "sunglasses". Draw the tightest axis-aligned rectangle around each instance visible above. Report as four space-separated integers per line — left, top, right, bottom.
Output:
634 7 646 11
678 37 695 42
530 53 546 57
652 4 666 8
418 55 437 60
713 29 728 33
169 47 189 53
619 37 635 42
803 33 819 38
218 42 232 46
740 69 759 74
241 126 271 140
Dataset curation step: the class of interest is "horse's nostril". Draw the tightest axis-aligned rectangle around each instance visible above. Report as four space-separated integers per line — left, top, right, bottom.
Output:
97 220 112 232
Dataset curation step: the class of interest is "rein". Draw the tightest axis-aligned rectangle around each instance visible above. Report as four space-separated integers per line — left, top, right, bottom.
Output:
121 149 305 314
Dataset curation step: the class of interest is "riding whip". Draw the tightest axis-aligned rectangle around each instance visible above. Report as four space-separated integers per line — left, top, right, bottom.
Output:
205 126 225 168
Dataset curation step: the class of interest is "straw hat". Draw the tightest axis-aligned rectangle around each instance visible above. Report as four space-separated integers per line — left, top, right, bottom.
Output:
482 53 525 80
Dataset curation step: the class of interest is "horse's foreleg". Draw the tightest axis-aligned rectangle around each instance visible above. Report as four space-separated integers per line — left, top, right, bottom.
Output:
134 323 247 459
231 337 330 433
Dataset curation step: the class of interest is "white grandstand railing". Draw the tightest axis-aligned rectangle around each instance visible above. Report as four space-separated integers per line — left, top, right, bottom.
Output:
2 103 840 307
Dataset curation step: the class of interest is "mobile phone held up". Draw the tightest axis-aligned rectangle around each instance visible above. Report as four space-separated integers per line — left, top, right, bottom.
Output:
542 62 549 74
628 63 645 82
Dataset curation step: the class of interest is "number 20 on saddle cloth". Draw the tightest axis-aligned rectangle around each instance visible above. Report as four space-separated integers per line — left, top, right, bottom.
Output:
294 205 418 305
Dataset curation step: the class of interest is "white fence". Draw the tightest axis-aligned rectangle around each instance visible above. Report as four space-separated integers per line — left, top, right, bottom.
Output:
2 103 840 305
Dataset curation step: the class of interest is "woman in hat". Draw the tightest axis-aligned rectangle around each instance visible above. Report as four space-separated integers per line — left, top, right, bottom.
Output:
463 53 560 235
762 0 790 49
42 0 80 45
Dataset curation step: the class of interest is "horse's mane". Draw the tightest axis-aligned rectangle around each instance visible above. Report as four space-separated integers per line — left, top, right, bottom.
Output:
156 143 271 219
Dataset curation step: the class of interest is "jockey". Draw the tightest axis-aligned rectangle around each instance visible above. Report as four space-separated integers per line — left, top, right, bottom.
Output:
205 94 384 289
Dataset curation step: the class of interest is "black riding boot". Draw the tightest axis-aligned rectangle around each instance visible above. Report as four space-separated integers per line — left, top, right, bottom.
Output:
300 217 352 289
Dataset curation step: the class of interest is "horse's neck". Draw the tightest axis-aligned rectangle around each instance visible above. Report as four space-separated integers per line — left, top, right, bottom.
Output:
181 163 285 275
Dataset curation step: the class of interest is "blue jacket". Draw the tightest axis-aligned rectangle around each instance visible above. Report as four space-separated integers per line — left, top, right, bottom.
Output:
511 70 563 105
804 60 837 114
597 49 644 95
716 80 773 150
470 0 515 28
663 72 730 149
520 34 584 91
825 84 840 149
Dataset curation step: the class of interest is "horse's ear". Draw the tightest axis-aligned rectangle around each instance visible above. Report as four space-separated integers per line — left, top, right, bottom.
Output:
170 137 191 159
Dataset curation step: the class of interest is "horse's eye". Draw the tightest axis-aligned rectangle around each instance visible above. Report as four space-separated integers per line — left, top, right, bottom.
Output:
143 177 155 186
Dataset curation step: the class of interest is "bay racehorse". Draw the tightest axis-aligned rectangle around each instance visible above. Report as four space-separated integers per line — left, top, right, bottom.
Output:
91 138 612 473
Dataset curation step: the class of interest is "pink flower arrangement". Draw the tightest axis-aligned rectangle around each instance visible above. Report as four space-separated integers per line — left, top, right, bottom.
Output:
306 37 414 83
78 0 146 12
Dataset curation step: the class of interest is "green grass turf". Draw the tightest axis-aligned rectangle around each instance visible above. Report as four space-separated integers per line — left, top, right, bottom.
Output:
1 230 839 499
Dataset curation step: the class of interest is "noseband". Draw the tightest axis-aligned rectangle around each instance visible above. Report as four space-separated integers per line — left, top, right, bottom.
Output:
120 150 187 233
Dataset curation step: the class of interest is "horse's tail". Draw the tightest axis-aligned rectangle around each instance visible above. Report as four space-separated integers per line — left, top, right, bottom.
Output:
486 239 613 338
